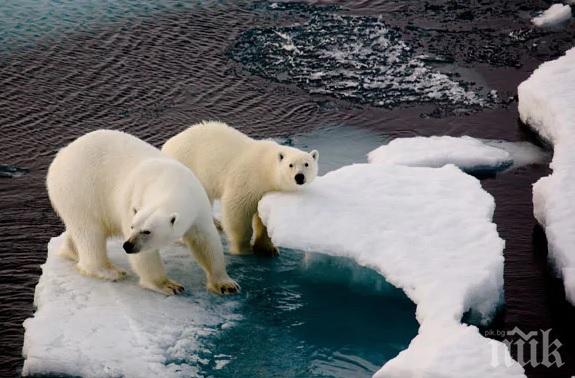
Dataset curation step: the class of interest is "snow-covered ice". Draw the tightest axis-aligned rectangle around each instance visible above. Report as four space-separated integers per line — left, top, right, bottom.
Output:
367 136 546 173
518 47 575 304
22 236 241 377
531 4 572 28
259 163 525 377
368 136 512 172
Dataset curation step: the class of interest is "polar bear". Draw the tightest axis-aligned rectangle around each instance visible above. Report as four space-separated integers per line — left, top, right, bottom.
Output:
162 121 318 256
46 129 239 295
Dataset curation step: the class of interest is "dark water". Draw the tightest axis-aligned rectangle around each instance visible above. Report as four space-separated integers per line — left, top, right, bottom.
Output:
1 0 575 377
0 165 29 178
229 2 492 109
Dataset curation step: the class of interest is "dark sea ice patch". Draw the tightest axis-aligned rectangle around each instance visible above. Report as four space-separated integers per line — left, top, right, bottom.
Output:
228 10 488 109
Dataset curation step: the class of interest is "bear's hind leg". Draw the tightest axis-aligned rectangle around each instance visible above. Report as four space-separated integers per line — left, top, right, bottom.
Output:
57 231 79 262
128 250 184 295
72 227 126 281
221 195 254 255
252 213 278 257
184 223 239 295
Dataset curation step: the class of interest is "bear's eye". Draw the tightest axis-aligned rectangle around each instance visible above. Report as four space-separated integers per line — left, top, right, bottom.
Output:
289 164 293 168
305 163 309 167
141 230 151 235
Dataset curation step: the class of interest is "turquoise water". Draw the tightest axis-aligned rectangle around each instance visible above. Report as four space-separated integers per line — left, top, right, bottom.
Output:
199 249 418 377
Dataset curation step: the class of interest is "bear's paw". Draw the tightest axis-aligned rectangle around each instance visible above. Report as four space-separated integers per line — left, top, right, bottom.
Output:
140 278 185 296
208 277 240 295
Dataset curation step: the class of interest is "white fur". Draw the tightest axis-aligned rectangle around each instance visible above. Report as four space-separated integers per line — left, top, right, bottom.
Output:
162 121 319 255
46 130 239 295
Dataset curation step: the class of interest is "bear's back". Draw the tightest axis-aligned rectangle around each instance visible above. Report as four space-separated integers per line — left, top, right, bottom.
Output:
47 130 164 214
163 121 255 171
52 130 161 179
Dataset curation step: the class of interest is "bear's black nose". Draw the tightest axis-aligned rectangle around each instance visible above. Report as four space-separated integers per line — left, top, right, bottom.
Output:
123 241 137 254
295 173 305 185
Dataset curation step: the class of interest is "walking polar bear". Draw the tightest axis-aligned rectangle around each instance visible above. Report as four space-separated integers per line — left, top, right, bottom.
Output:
162 121 319 256
47 130 239 295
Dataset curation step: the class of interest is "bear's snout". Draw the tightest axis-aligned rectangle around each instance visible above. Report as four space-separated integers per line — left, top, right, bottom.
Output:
123 240 139 254
295 173 305 185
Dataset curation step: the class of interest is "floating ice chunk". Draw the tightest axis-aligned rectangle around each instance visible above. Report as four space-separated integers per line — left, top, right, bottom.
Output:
531 4 572 28
259 163 524 377
518 47 575 304
368 136 512 172
22 236 241 377
368 136 547 174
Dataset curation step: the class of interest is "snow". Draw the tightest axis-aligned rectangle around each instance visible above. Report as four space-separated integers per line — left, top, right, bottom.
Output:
367 136 546 173
22 236 241 377
518 47 575 304
368 136 512 172
531 4 572 28
259 163 525 377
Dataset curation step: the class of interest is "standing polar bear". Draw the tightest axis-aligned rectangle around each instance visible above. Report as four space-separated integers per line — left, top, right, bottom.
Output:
162 121 319 256
47 130 239 295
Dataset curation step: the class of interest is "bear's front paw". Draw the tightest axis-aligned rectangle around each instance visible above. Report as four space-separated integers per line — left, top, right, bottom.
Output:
77 264 127 281
208 277 240 295
141 278 185 295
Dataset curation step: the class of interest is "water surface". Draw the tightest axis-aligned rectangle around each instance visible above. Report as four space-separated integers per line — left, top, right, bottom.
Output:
201 250 417 377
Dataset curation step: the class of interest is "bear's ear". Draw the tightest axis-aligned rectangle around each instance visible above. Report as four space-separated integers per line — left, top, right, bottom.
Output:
310 150 319 161
170 213 178 226
278 152 284 162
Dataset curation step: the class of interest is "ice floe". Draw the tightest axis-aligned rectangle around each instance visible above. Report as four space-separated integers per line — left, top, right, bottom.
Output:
368 136 546 174
22 236 241 377
518 47 575 304
531 4 572 28
368 136 512 172
259 163 525 377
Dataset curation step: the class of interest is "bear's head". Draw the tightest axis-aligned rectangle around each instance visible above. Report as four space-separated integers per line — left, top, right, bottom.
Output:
276 147 319 191
123 207 188 254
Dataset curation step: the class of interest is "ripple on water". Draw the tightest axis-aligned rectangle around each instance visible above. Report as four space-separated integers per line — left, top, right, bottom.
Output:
0 0 227 52
0 164 29 178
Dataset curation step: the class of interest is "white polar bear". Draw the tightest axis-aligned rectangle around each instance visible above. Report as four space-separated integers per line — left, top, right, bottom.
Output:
46 129 239 295
162 121 318 256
